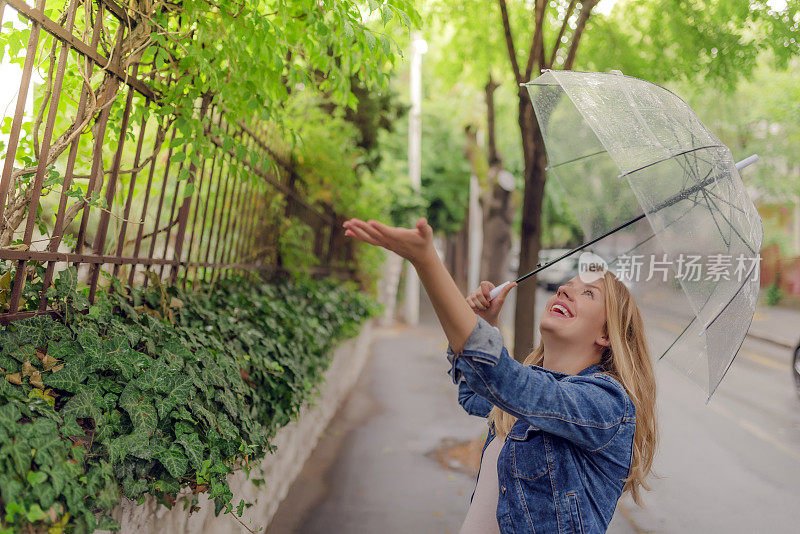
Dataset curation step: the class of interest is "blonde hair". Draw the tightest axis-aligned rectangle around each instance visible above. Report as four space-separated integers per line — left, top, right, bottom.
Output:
487 270 659 507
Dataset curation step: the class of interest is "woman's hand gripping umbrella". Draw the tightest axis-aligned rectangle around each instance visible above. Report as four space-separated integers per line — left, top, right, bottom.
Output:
467 281 517 328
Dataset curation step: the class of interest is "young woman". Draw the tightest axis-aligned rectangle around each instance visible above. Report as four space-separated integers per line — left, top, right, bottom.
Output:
343 216 658 534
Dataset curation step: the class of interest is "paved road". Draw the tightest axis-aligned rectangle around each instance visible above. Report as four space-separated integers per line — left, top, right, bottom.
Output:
270 285 800 533
611 307 800 533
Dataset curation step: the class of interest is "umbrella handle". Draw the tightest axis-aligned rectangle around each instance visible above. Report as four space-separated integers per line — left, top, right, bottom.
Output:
489 281 512 301
735 154 759 171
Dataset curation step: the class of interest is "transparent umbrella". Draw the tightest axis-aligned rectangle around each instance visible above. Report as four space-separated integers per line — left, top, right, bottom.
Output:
491 69 763 402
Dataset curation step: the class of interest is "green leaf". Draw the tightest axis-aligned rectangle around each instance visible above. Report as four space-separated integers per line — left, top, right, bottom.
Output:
59 417 82 436
154 446 188 478
8 438 32 475
43 354 87 393
25 503 46 522
106 428 153 464
176 432 204 470
11 315 53 348
119 383 157 432
77 328 103 372
111 348 150 381
26 470 47 485
53 266 78 299
0 404 21 429
61 388 103 424
215 412 239 441
134 357 171 392
200 353 225 387
155 374 194 419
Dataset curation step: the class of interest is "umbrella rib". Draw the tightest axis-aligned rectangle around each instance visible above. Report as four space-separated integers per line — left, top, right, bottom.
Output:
672 149 747 216
617 145 725 179
673 146 715 195
697 259 759 336
697 186 758 256
699 184 746 216
657 315 696 362
545 149 608 170
666 148 755 254
605 187 706 269
697 187 732 249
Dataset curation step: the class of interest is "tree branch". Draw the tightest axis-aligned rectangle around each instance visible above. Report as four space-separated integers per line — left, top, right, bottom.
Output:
548 0 578 67
524 0 548 80
497 0 522 84
564 0 599 70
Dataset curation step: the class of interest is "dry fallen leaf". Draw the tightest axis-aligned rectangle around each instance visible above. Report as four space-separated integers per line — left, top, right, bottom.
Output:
21 360 34 378
30 371 44 389
42 354 59 371
5 373 22 385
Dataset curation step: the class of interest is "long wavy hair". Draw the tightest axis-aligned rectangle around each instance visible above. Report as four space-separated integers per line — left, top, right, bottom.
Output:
487 270 659 507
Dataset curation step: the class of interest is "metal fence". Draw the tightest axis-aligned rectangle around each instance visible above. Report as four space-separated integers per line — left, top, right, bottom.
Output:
0 0 356 324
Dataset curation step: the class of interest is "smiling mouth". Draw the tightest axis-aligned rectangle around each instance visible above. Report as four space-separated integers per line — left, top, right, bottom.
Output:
549 304 573 318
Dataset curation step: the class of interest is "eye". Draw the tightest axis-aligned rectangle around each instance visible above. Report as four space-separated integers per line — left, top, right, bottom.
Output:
583 289 594 298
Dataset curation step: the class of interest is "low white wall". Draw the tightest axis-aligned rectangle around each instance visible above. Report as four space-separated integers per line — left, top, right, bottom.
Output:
104 320 375 534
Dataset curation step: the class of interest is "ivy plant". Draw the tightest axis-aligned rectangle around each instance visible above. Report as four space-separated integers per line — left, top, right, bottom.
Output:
0 265 381 532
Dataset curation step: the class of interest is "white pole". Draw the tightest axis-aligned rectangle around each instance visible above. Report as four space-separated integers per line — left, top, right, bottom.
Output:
468 173 482 292
405 33 427 326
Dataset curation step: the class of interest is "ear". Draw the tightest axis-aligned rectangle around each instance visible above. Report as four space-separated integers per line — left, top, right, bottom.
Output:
596 325 611 348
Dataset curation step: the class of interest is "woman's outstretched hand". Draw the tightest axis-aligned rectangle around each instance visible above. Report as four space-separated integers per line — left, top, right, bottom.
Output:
467 280 516 327
343 217 436 266
344 215 478 354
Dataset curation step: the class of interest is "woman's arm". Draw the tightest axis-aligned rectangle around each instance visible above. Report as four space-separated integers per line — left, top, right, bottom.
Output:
447 317 633 451
343 217 478 354
412 249 478 354
457 379 494 418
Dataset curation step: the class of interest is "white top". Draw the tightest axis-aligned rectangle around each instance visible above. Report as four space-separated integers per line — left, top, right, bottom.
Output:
459 433 503 534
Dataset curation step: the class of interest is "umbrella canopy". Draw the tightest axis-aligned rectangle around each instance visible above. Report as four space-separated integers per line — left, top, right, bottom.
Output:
524 69 763 402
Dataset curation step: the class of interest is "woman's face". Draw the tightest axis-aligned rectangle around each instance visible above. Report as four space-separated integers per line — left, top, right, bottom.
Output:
540 275 608 347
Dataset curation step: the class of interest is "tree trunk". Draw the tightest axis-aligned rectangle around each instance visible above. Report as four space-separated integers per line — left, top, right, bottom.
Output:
479 76 516 286
445 221 470 295
495 0 599 360
513 89 548 361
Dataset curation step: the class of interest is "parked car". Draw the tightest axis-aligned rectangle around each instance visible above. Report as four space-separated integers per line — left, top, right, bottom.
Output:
537 249 579 290
793 339 800 399
507 246 579 290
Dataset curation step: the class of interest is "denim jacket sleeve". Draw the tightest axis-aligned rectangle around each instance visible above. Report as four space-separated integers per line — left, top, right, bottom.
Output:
446 316 630 451
457 379 494 418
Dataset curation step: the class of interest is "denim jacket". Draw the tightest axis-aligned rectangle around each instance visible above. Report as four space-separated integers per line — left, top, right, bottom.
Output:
447 316 636 534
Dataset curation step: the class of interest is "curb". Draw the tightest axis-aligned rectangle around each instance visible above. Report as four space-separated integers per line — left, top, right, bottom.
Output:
745 330 795 351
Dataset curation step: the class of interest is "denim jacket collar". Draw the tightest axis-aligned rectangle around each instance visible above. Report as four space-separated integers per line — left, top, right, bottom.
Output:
526 362 603 379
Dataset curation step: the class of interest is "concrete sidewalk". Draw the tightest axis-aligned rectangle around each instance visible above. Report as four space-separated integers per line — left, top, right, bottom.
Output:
267 295 489 533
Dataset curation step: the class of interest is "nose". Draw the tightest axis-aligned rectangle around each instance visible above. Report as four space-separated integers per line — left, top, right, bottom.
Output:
556 284 574 301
